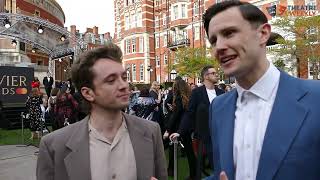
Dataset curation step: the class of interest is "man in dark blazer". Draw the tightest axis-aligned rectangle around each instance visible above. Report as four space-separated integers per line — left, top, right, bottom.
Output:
43 72 54 97
204 1 320 180
37 44 167 180
170 65 224 178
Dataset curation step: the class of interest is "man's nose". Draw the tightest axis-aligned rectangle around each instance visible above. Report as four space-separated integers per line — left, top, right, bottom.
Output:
214 38 227 58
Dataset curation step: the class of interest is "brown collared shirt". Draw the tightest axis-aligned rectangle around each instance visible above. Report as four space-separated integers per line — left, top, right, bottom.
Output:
89 119 137 180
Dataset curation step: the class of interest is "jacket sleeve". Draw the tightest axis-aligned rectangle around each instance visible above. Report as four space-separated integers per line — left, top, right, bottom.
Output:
153 123 168 180
209 101 221 180
36 137 54 180
166 96 183 133
177 89 197 135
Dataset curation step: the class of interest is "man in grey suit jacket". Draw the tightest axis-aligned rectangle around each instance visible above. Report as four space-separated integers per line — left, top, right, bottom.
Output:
37 44 167 180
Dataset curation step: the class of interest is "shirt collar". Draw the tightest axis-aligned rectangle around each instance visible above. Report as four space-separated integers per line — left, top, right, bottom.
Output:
236 62 280 101
88 116 127 144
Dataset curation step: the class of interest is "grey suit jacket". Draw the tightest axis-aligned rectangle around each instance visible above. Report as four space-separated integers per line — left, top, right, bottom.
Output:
36 113 168 180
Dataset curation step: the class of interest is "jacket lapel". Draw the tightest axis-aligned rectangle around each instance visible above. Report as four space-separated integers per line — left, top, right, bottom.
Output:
124 113 154 179
64 117 91 180
256 72 309 180
200 85 210 105
216 90 237 179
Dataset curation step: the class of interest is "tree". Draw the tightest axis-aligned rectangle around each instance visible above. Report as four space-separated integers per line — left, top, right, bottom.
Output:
270 15 320 79
170 47 219 79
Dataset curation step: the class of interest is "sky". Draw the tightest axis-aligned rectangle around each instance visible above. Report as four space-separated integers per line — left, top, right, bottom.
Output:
55 0 115 35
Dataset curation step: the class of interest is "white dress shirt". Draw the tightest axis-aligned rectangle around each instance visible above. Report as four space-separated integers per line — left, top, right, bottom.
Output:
233 63 280 180
206 88 217 103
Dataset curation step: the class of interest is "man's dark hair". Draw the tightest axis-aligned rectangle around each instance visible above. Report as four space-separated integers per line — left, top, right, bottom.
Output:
203 0 268 36
200 65 214 82
71 43 123 94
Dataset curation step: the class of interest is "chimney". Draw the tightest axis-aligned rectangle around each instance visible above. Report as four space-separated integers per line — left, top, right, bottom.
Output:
93 26 99 37
70 25 76 35
86 28 93 33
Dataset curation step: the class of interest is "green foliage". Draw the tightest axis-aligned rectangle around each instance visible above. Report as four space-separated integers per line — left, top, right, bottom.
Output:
170 47 219 78
270 15 320 79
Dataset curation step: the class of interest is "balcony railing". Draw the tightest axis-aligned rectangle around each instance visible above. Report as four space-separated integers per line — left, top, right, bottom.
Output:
168 38 190 50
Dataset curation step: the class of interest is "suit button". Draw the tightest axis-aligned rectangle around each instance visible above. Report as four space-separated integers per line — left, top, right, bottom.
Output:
112 174 116 179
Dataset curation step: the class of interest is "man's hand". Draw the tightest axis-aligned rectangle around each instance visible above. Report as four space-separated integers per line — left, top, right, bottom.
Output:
169 133 180 141
150 177 158 180
163 131 169 139
220 171 228 180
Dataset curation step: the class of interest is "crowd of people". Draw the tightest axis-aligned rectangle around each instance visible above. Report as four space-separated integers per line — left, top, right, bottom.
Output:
25 77 81 139
34 1 320 180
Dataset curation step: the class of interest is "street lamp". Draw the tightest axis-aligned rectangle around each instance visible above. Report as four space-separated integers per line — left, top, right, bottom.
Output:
170 69 177 81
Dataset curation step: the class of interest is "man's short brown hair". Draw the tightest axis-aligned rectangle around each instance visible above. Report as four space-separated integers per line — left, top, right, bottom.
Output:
71 43 123 93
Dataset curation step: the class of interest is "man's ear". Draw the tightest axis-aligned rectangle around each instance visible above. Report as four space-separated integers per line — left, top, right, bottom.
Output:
259 23 271 45
81 87 95 102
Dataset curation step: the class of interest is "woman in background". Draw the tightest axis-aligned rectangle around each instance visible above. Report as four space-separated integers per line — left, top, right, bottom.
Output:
132 86 157 120
26 88 43 139
54 85 78 129
164 79 196 179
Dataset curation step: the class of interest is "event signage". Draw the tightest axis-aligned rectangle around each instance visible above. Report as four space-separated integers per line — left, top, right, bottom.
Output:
0 66 34 106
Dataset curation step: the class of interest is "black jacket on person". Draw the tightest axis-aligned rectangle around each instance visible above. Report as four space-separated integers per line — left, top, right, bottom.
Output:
178 85 224 138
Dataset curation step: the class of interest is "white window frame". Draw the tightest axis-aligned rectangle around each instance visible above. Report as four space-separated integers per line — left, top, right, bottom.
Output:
140 64 144 81
139 37 144 52
164 54 168 65
194 26 200 40
126 39 131 54
155 35 160 48
132 64 136 81
193 2 199 15
163 34 167 47
132 38 136 53
156 56 160 67
181 4 187 18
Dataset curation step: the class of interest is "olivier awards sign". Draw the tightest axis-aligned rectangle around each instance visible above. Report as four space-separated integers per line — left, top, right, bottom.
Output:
0 66 34 106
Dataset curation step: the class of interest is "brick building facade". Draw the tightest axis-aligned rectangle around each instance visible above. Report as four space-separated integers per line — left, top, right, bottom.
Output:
114 0 319 84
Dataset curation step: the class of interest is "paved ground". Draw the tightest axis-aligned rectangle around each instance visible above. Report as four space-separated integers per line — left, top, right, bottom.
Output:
0 145 38 180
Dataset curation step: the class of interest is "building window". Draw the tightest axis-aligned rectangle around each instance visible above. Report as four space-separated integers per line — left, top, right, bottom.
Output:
126 39 131 54
125 15 129 30
137 10 142 27
157 75 160 82
164 54 168 65
156 56 160 67
173 5 178 20
155 16 159 27
163 34 167 47
132 64 136 81
162 13 166 26
155 0 160 6
132 38 136 53
125 0 129 6
181 4 187 18
139 37 144 52
193 2 199 15
140 64 144 81
132 13 137 28
155 35 160 48
35 10 40 16
127 66 131 81
195 26 200 40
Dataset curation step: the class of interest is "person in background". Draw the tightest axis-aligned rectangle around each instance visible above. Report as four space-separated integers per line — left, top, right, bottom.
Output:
164 79 196 179
54 85 79 129
204 1 320 180
32 77 41 90
37 44 167 180
26 88 43 139
43 72 54 97
47 88 59 130
131 86 157 120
